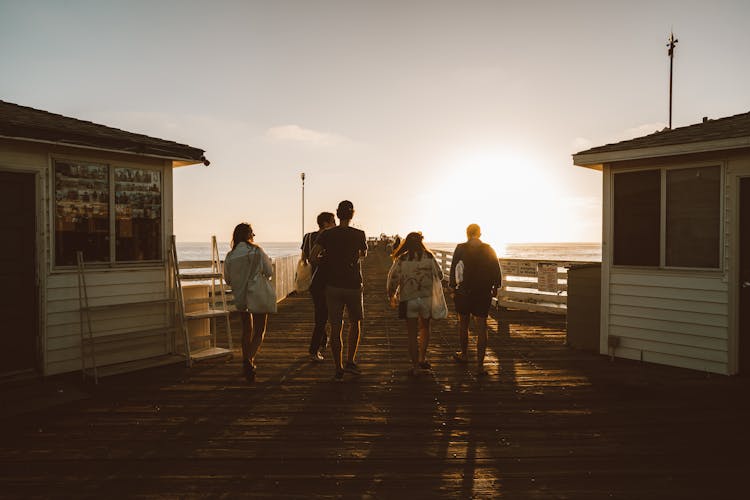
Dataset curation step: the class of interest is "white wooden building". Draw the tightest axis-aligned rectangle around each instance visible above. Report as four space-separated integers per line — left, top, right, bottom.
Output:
573 112 750 375
0 100 209 377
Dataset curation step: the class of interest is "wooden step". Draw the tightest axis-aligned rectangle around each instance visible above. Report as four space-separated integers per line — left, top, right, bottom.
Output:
184 298 222 305
178 272 223 280
190 347 232 361
184 309 230 320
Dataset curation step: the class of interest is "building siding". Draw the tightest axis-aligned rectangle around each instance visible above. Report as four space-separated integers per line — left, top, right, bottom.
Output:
607 268 730 374
602 154 739 374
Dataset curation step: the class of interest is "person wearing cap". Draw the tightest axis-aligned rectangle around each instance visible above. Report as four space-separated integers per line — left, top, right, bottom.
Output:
309 200 367 382
448 223 502 376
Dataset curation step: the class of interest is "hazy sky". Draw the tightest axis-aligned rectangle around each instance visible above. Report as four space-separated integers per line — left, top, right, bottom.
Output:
2 0 749 246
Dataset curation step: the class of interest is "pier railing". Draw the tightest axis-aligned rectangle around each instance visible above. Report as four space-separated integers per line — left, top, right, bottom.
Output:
182 251 595 315
433 249 596 315
178 255 298 304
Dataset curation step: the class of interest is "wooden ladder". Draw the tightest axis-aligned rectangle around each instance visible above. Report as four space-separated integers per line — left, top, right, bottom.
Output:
170 235 233 365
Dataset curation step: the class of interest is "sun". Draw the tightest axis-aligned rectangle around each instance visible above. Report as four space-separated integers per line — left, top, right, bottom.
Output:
423 147 557 246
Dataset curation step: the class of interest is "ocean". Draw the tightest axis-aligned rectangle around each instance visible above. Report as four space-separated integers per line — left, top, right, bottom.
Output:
177 241 601 263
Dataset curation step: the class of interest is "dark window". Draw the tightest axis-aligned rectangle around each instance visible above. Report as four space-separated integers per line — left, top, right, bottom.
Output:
666 166 720 268
115 168 162 261
54 161 110 265
613 170 660 266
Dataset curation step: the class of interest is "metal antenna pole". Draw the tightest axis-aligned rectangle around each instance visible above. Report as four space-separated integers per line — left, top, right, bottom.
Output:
667 32 678 129
301 172 306 240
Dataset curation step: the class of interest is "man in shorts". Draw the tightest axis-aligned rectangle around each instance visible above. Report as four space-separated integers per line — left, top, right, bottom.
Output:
310 200 367 381
449 223 502 376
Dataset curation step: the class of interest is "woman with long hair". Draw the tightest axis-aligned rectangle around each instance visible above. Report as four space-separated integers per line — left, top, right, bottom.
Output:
223 222 274 382
387 232 444 376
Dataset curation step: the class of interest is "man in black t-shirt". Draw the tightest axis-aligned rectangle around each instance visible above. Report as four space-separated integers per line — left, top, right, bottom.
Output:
448 223 501 376
310 200 367 381
301 211 336 361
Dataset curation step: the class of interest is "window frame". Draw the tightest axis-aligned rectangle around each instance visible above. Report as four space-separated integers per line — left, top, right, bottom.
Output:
51 156 166 270
611 161 724 271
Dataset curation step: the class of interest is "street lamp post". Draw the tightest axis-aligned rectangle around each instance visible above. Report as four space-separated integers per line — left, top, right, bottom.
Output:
300 172 305 240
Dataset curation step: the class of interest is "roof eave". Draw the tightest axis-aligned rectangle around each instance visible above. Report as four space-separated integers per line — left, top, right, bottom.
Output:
573 136 750 167
0 134 208 168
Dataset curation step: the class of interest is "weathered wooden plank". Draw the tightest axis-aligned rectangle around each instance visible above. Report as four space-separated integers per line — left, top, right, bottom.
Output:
609 269 728 291
611 293 728 315
609 304 728 327
609 314 727 339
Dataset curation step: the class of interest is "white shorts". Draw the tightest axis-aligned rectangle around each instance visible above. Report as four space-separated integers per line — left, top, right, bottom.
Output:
405 296 432 319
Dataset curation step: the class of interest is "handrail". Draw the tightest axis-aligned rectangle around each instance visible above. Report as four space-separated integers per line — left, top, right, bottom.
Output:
181 251 597 315
432 249 596 315
179 256 297 304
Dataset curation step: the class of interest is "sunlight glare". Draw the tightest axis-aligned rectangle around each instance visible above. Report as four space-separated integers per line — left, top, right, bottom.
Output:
426 148 557 247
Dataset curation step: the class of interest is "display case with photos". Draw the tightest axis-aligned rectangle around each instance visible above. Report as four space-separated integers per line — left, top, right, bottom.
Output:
54 161 110 265
115 167 162 261
54 160 164 266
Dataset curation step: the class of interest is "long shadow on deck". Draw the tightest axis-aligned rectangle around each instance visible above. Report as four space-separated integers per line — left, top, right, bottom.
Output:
0 250 748 498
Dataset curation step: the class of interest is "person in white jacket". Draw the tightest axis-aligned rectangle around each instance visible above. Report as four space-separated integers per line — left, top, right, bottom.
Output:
224 222 273 382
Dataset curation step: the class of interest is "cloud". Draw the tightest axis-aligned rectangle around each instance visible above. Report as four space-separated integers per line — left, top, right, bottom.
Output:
264 125 352 147
614 122 667 142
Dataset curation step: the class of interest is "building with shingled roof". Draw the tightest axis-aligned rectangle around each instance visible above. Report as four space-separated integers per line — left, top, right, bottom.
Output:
0 100 209 377
573 111 750 375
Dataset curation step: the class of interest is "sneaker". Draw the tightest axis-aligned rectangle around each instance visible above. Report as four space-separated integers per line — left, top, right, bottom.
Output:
333 371 345 383
343 362 362 375
452 352 468 364
310 352 324 362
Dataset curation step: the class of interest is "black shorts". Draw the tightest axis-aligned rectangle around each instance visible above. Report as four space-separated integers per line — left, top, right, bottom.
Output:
454 288 493 317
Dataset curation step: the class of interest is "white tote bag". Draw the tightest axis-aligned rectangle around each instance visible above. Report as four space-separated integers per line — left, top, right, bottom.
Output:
295 234 314 293
431 274 448 319
295 256 313 293
246 251 277 314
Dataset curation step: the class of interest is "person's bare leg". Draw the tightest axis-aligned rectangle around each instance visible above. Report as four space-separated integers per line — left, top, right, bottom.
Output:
330 319 344 373
418 317 430 364
406 318 419 370
476 315 488 372
241 312 252 365
346 320 361 364
248 313 267 364
457 313 470 359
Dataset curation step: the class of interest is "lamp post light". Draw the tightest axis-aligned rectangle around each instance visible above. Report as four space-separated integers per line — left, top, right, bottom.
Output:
300 172 305 240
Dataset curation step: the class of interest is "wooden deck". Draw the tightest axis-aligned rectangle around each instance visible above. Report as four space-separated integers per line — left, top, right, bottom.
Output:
1 250 748 498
